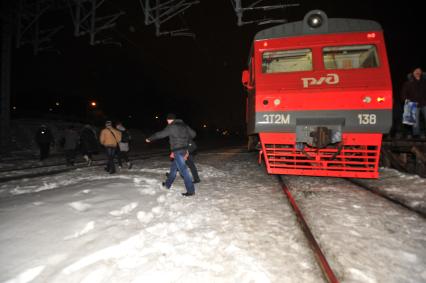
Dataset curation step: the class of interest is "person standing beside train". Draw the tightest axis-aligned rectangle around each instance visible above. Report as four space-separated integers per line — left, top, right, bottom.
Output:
401 67 426 139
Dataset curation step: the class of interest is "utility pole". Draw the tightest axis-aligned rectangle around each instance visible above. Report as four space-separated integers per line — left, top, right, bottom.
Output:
140 0 199 37
0 0 13 149
69 0 125 46
230 0 299 26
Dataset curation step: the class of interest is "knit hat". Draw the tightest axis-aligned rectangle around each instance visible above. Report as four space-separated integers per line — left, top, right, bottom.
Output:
166 113 176 120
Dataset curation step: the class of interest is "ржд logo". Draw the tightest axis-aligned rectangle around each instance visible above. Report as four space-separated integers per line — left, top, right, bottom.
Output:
301 74 339 88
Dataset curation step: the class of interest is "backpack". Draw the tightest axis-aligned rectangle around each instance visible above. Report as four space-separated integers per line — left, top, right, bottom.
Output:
121 130 131 143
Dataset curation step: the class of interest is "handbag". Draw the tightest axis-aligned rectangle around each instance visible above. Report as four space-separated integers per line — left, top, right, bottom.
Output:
119 142 129 152
402 99 417 126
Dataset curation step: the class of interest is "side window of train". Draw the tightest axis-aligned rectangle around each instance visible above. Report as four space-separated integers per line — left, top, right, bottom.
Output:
323 45 380 70
262 48 313 74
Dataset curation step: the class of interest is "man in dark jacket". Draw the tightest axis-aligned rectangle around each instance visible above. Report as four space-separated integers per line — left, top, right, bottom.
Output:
146 113 196 196
35 124 54 160
63 125 79 166
401 67 426 138
80 124 98 166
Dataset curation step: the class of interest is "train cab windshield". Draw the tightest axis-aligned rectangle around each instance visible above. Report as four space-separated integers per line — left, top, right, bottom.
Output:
262 48 312 73
323 44 379 69
260 44 380 74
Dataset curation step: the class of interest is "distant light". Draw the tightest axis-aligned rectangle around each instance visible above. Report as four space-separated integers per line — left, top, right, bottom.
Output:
367 33 376 39
216 128 220 132
55 102 60 106
90 101 97 107
155 115 159 119
263 41 268 47
377 97 385 103
12 106 16 110
203 124 207 128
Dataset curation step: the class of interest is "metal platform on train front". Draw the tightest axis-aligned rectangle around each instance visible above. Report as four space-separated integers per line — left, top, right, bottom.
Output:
381 136 426 178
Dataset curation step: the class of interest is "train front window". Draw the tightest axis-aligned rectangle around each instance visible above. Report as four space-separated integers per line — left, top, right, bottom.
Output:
262 49 312 73
323 45 379 70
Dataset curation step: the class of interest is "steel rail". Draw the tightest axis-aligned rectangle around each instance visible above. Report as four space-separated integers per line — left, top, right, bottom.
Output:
277 176 340 283
0 150 169 173
347 178 425 218
0 151 169 183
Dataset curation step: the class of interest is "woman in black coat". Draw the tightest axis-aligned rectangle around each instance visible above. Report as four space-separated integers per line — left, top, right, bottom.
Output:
80 124 99 165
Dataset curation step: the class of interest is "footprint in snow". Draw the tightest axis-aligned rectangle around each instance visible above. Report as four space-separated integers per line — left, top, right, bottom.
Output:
68 201 92 212
109 202 138 216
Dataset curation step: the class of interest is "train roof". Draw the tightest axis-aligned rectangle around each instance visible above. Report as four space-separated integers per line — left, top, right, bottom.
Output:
255 11 382 41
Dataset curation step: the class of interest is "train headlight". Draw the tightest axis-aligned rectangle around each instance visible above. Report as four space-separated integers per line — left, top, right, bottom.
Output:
307 14 323 28
274 99 281 106
303 10 328 34
377 97 385 103
363 96 372 103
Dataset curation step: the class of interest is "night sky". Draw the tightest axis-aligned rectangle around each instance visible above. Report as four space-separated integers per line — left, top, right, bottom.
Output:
10 1 426 132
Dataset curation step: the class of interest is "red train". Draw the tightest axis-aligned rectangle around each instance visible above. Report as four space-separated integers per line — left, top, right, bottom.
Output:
242 10 393 178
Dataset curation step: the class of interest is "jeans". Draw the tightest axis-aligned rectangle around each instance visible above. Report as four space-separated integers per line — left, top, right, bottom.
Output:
65 149 76 166
413 106 426 136
117 150 129 166
39 143 50 160
105 147 117 173
165 150 195 194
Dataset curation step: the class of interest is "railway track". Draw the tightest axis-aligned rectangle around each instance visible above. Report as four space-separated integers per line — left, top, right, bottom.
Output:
0 144 247 183
0 150 168 183
277 174 424 283
347 178 425 218
277 176 340 283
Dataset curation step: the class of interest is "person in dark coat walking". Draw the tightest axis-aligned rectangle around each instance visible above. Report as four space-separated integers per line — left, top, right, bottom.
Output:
63 125 79 166
35 124 54 160
146 113 196 196
401 67 426 138
186 138 200 183
80 124 98 166
116 121 133 169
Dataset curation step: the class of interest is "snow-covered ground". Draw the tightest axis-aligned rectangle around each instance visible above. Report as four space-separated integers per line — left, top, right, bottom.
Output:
0 148 425 283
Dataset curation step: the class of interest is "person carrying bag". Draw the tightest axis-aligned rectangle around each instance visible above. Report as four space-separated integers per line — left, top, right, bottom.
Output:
99 121 122 174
